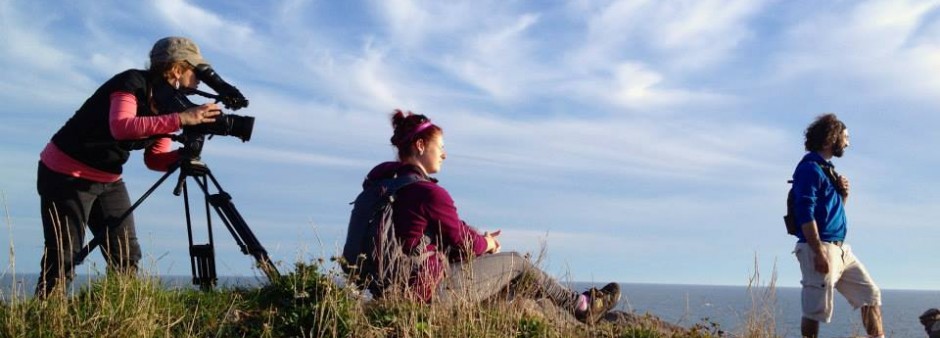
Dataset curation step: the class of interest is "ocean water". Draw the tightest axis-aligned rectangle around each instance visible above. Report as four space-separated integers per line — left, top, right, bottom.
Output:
2 274 936 337
0 273 266 300
572 282 940 338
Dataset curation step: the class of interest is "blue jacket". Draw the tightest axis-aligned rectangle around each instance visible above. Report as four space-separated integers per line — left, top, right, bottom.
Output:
791 152 846 242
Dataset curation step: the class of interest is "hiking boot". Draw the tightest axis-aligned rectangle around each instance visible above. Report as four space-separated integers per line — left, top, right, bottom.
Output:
575 282 621 324
922 308 940 338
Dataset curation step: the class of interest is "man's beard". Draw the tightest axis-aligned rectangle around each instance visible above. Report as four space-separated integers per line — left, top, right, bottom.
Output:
833 146 845 158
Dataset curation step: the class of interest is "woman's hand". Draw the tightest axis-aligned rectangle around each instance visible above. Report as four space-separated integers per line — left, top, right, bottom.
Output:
483 230 501 254
178 103 221 126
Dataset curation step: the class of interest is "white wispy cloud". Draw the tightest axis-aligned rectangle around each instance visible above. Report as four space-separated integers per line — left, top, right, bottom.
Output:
440 111 786 183
438 13 544 102
349 41 410 110
0 2 95 107
372 0 434 47
772 0 940 102
573 0 766 70
370 1 555 103
208 143 369 168
647 0 765 70
551 1 765 111
153 0 255 46
602 61 733 110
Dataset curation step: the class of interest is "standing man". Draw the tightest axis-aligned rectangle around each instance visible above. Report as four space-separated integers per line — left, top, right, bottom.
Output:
791 113 883 338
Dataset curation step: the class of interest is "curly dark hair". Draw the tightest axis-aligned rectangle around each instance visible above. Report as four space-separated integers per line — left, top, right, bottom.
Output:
804 113 846 152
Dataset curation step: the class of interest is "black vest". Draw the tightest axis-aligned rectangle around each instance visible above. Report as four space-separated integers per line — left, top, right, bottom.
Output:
50 70 159 174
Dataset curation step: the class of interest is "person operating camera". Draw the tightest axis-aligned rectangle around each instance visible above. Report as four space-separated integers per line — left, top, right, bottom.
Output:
35 37 221 297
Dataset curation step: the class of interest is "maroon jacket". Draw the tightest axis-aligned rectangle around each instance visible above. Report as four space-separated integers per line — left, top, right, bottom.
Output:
366 161 489 301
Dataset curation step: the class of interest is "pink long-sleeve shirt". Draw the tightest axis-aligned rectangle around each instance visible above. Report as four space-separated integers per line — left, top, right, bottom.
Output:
40 92 181 182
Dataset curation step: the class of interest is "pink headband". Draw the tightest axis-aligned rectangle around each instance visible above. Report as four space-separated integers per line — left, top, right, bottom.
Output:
402 120 434 143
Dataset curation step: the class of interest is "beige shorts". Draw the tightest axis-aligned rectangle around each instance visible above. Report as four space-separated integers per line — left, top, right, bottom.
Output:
794 242 881 323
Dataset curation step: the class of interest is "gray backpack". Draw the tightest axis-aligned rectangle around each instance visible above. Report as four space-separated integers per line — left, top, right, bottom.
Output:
341 173 430 297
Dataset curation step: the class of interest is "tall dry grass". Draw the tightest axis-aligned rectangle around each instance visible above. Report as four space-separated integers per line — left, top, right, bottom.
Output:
0 198 782 337
0 254 720 337
736 255 780 338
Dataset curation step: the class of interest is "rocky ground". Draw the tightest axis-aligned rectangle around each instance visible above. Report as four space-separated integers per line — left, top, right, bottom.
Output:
517 297 712 336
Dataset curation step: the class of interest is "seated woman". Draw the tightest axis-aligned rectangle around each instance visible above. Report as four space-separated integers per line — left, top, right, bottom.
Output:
361 109 621 324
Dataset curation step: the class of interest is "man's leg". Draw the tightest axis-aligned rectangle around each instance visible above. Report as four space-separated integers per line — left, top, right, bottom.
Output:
795 243 840 337
835 244 883 338
801 317 819 338
861 305 884 337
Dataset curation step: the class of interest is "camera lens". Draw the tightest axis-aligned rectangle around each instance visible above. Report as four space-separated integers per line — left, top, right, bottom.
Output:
182 113 254 142
227 115 254 142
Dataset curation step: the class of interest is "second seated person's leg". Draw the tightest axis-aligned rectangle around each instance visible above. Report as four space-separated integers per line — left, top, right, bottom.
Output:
435 251 580 310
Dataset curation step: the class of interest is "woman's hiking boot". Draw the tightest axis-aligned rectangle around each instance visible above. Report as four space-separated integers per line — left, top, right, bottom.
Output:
575 282 621 324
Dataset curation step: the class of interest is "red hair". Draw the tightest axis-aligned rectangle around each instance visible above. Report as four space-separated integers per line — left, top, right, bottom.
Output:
390 109 442 159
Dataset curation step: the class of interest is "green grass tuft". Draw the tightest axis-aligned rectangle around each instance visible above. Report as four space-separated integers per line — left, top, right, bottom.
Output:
0 259 778 337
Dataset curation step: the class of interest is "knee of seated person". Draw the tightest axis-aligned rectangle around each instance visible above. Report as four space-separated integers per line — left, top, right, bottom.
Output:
503 251 523 260
506 251 538 265
867 284 882 305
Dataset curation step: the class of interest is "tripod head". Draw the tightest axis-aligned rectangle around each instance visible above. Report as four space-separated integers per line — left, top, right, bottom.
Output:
173 131 208 163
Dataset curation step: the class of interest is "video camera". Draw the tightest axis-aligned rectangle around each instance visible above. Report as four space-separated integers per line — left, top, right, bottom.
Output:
154 63 256 143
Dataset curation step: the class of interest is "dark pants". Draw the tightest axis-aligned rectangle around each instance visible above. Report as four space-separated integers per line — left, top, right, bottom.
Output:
36 162 141 296
435 251 580 310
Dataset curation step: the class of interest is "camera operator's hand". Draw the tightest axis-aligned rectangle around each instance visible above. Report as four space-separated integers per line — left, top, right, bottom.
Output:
178 103 220 126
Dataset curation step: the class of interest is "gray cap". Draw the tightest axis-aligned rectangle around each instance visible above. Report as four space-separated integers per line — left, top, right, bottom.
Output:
149 36 209 67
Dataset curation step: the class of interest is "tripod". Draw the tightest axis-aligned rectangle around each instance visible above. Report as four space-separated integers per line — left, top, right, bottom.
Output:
74 133 280 289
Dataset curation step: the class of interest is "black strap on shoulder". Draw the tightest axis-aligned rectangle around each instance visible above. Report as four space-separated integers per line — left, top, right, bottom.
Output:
800 159 844 196
383 173 427 195
805 159 837 182
382 173 433 255
818 164 839 184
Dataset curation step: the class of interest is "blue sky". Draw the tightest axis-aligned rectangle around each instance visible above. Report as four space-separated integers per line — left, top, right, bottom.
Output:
3 0 940 290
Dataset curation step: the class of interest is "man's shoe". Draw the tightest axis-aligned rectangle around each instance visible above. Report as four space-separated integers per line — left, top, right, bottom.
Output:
575 282 621 324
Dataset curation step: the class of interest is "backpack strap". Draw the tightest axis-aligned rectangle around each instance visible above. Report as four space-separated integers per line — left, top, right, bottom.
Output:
383 173 427 196
806 160 845 196
378 173 433 257
787 158 847 203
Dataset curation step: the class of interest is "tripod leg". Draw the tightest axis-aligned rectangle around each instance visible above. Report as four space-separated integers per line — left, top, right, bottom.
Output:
183 174 218 289
190 243 217 290
192 171 281 282
209 192 281 281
